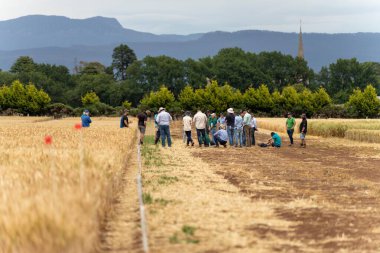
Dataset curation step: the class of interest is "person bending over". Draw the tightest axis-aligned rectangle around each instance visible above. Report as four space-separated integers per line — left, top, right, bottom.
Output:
213 125 228 148
267 132 282 148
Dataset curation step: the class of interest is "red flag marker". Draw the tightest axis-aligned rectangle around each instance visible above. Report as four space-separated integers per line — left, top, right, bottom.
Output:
44 135 53 145
74 123 82 130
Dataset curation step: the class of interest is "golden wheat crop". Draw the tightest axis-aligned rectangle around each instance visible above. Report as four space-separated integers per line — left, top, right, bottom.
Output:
258 118 380 143
0 117 136 253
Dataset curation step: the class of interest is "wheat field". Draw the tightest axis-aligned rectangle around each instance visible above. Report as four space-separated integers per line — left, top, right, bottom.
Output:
0 117 135 253
258 118 380 143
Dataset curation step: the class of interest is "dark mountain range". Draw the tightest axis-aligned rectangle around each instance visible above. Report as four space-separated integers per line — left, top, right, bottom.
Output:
0 15 379 71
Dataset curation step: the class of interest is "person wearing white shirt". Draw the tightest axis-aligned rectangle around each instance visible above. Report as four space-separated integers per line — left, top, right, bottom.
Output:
183 111 194 146
192 110 209 147
250 115 258 146
156 107 173 147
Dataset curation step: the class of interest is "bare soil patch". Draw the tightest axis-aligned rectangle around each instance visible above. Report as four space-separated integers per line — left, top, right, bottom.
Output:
190 130 380 252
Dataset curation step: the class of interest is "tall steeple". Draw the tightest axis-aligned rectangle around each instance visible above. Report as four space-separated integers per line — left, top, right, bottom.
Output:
297 20 304 59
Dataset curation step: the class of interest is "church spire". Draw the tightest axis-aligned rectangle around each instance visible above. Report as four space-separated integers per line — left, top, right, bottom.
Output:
297 20 304 59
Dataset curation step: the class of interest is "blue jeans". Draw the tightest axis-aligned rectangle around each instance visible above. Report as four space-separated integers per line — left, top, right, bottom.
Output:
160 125 172 147
215 136 227 146
287 129 294 144
227 126 234 146
234 128 243 146
196 129 209 145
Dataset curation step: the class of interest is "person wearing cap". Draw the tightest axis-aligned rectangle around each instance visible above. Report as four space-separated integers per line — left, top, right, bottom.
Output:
137 110 149 144
156 107 173 147
183 111 194 146
81 110 92 128
208 113 218 144
193 109 209 147
286 112 296 146
242 109 252 147
226 108 235 146
120 110 129 128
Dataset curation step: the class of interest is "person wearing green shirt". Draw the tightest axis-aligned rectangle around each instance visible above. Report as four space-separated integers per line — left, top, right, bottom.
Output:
208 113 218 145
285 112 296 146
242 110 252 147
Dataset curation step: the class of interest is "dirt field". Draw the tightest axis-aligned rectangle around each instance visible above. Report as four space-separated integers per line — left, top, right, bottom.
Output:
138 121 380 253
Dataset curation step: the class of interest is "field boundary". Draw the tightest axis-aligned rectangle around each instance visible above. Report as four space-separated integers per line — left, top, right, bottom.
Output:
137 130 149 253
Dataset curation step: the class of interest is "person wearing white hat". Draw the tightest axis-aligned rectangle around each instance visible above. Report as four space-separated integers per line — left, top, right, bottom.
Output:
225 108 235 146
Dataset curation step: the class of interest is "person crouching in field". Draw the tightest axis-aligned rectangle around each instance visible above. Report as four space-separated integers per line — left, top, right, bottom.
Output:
183 111 195 146
300 113 308 148
120 110 129 128
81 109 92 127
193 109 209 147
157 107 173 148
267 132 282 148
137 110 148 144
214 125 228 148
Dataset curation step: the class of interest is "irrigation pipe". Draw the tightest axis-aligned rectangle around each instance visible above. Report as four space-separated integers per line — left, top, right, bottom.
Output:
137 130 149 253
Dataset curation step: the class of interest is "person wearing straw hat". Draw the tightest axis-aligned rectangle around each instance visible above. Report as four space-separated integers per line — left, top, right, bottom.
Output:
81 109 92 127
226 108 235 146
183 111 195 146
193 109 209 147
156 107 173 148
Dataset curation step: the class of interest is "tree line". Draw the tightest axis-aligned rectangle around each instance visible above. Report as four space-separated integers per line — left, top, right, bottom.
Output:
0 44 379 117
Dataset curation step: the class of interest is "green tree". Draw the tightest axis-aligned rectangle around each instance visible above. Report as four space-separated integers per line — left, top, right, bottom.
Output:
122 100 132 109
281 86 300 113
10 56 37 73
82 92 100 106
112 44 137 80
79 62 106 75
178 85 196 111
139 86 175 111
255 84 274 112
312 87 332 112
346 85 380 118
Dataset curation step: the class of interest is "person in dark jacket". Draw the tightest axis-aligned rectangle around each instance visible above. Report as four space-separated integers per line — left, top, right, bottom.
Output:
225 108 235 146
299 113 308 148
120 110 129 128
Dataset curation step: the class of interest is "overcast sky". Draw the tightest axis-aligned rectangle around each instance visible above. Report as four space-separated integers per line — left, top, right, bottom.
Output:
1 0 380 34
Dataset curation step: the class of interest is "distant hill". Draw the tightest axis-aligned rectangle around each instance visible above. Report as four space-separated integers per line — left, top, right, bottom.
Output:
0 15 380 71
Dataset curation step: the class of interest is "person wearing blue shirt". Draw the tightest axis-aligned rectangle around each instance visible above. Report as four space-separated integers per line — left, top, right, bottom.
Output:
268 132 282 148
213 125 228 148
81 110 92 127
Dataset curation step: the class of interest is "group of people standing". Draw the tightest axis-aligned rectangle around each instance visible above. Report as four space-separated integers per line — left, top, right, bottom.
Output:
181 108 258 148
87 107 308 149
